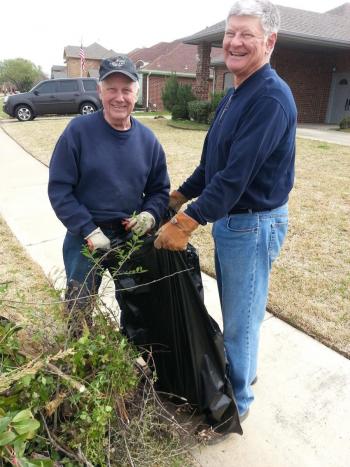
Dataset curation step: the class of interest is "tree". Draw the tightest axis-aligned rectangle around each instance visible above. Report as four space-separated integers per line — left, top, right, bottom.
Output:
0 58 46 92
161 74 179 111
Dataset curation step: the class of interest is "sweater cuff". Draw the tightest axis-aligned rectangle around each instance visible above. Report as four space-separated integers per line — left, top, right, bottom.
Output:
184 205 207 225
81 221 98 238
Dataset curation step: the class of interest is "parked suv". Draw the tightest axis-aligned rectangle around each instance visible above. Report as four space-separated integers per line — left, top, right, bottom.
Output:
3 78 102 121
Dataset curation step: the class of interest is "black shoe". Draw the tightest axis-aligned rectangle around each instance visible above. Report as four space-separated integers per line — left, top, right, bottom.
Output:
251 375 258 385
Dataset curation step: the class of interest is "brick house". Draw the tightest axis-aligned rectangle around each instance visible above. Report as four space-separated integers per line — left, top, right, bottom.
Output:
51 43 119 80
183 3 350 123
128 41 222 110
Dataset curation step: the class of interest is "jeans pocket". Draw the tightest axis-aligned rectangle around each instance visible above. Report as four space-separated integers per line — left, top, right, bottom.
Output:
269 219 288 264
226 214 258 232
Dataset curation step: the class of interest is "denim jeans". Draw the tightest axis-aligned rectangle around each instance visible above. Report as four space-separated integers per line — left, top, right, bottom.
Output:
212 204 288 415
63 229 127 316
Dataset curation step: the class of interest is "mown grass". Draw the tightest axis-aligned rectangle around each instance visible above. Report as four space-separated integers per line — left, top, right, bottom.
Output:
168 119 210 131
1 116 349 357
0 96 9 119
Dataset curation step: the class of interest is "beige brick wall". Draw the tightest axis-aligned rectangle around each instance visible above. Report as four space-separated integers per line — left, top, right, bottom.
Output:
66 58 101 77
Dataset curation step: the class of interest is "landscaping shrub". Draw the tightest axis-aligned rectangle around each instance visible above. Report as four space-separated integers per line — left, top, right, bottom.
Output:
172 104 188 120
339 116 350 129
162 74 179 112
188 100 212 124
210 90 226 112
163 75 196 119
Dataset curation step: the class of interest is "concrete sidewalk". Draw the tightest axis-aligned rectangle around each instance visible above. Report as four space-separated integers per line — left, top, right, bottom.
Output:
297 124 350 146
0 128 349 467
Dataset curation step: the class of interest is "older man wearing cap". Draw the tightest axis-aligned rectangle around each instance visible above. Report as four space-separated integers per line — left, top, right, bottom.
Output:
48 55 170 334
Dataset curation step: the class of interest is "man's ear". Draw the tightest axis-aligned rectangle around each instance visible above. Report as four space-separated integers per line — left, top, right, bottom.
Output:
266 32 277 55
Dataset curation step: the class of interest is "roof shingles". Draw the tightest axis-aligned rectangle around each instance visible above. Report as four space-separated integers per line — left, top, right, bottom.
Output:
184 4 350 46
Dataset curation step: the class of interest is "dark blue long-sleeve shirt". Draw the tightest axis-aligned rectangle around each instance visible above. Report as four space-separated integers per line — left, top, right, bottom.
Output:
180 64 297 224
48 111 170 237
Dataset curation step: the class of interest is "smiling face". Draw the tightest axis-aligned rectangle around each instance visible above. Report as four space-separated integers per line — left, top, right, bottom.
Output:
99 73 138 130
223 15 276 87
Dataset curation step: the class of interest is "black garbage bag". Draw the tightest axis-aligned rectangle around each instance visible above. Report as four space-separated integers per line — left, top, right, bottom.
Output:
113 236 242 435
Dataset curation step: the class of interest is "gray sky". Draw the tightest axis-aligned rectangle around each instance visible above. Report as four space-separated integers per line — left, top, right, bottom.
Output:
0 0 346 76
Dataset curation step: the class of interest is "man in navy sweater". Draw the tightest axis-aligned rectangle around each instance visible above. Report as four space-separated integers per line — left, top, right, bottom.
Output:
49 55 169 333
155 0 297 421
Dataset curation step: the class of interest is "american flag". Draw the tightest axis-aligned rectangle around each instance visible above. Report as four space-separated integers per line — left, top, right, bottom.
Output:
80 45 86 72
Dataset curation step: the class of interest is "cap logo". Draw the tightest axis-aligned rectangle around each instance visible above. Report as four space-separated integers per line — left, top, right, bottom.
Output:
110 57 127 68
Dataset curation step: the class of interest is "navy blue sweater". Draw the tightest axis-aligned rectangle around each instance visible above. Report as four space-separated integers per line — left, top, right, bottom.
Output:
180 64 297 224
48 111 170 237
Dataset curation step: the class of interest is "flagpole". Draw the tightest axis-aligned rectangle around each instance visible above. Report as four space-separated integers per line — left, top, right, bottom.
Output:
80 36 83 78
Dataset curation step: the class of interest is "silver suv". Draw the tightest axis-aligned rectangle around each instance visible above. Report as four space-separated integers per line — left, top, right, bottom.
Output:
3 78 102 121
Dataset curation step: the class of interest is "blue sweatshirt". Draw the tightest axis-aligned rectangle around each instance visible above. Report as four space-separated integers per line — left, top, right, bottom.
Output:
48 111 170 237
180 64 297 225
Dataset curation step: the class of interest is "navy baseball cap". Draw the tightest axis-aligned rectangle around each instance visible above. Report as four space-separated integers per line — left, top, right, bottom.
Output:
99 55 139 82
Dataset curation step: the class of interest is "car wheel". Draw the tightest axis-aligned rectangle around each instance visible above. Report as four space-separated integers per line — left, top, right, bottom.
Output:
15 105 34 122
80 102 97 115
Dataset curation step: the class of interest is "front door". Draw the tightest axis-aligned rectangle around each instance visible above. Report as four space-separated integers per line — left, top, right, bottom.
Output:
327 73 350 124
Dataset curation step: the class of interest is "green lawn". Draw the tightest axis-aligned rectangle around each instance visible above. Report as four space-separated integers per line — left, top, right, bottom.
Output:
0 96 9 119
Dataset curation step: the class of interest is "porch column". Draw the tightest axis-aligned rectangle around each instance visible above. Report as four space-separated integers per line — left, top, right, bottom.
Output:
194 42 211 100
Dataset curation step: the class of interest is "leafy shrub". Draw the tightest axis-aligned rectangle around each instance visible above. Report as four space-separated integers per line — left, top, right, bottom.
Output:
162 75 196 117
162 74 179 112
188 100 212 124
172 104 188 120
177 84 196 107
208 111 216 126
339 116 350 129
210 90 226 112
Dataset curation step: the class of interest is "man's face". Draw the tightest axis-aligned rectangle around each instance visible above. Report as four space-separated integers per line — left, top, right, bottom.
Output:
99 73 138 129
223 15 276 86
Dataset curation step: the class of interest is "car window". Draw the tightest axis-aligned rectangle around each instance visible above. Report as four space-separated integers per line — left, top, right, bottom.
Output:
82 79 98 91
58 80 79 92
35 82 57 94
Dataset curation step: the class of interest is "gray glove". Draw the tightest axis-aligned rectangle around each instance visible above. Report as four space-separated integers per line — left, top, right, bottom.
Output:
84 227 111 251
125 212 155 236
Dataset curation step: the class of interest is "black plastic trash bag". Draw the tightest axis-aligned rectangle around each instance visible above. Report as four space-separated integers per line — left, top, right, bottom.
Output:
113 236 242 435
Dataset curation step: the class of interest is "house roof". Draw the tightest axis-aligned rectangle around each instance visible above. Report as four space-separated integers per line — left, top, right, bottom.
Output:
128 40 222 75
64 42 120 60
183 3 350 49
128 41 182 65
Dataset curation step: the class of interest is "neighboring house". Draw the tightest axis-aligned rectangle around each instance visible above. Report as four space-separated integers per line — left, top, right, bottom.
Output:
183 3 350 124
128 41 222 110
63 42 120 78
51 65 67 79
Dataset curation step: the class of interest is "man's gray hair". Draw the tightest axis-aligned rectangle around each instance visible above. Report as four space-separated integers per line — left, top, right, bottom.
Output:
226 0 281 35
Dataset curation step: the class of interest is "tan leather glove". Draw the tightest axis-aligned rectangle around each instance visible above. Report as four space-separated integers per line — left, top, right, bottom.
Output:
169 190 188 212
85 227 111 252
154 212 198 251
124 211 155 236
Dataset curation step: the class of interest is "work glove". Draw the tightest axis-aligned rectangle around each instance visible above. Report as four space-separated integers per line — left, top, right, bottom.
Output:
168 190 188 212
84 227 111 252
154 212 198 251
124 211 155 237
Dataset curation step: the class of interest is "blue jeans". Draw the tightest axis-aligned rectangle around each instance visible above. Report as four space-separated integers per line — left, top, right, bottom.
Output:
212 204 288 415
63 229 127 314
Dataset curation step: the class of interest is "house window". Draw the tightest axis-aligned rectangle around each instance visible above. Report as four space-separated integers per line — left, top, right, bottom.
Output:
339 79 348 85
224 72 234 90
